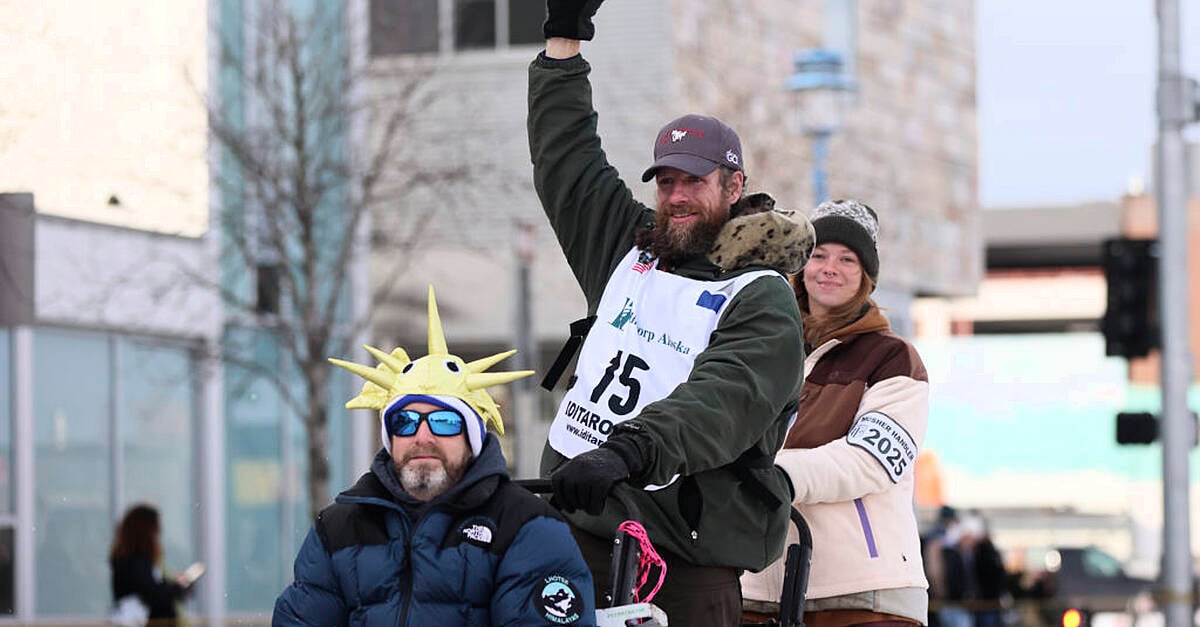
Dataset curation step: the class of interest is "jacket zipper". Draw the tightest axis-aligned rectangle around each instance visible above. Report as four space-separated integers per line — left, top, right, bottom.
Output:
397 534 413 626
395 507 420 627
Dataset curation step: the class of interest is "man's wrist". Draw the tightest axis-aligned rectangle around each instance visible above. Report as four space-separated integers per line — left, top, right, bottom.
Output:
602 436 647 479
545 37 581 60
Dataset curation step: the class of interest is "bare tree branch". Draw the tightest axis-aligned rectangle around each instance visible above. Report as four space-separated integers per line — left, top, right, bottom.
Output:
189 0 494 521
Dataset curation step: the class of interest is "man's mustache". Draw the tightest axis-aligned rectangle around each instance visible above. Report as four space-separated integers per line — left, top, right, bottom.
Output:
400 446 448 465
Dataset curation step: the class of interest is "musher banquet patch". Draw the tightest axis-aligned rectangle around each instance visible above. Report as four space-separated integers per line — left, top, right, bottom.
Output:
534 574 583 624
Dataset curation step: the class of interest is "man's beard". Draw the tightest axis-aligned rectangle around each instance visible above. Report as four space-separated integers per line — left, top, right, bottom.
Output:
395 446 471 501
642 202 728 265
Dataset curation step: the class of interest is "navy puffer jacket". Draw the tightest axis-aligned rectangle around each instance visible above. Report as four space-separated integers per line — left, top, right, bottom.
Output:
272 437 596 626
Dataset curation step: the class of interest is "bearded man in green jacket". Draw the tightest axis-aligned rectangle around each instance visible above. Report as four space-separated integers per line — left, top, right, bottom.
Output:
528 2 814 625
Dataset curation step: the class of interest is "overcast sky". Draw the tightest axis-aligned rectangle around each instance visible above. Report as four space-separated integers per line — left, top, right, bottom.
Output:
977 0 1200 208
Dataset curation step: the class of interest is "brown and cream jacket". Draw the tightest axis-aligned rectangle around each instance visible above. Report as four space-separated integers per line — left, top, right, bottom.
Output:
741 305 930 622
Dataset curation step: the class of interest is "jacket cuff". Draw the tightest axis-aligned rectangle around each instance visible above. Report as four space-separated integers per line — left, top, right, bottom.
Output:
774 449 807 503
535 51 586 68
602 435 648 480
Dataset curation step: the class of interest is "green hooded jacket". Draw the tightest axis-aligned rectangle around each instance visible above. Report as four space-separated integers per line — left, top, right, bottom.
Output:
527 52 806 571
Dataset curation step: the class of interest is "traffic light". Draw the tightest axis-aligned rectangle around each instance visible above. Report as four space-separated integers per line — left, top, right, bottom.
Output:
1115 412 1158 444
1115 411 1199 446
1101 238 1158 358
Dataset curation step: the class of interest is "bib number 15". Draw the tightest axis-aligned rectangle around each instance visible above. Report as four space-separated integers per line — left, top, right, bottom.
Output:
589 350 650 416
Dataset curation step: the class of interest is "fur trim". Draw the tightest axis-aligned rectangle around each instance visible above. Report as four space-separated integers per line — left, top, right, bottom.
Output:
708 193 815 274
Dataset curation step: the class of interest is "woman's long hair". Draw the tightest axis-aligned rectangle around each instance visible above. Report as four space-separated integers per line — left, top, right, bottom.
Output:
791 271 876 347
109 503 162 563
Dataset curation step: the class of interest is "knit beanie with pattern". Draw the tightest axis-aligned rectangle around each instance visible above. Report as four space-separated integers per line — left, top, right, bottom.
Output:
811 199 879 283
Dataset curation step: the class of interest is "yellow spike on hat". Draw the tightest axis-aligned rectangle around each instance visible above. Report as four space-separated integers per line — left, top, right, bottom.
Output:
363 345 409 374
328 285 534 434
426 285 449 357
467 349 518 374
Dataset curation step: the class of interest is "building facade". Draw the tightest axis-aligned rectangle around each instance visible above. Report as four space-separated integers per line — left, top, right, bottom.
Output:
0 0 370 622
365 0 980 350
0 194 221 621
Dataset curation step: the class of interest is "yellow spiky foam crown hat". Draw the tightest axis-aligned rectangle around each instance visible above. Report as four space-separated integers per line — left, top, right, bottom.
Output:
329 286 533 455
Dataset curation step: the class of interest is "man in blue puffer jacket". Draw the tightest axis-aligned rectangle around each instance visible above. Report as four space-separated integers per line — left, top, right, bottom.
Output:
273 287 596 626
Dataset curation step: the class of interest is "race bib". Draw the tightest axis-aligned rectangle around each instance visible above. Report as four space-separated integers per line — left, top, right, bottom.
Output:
846 411 917 483
547 247 780 460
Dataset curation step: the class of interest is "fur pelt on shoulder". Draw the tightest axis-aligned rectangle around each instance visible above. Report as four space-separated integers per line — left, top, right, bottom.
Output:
708 192 815 274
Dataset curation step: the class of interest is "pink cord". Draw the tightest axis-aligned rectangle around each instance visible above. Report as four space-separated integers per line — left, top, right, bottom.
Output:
616 520 667 603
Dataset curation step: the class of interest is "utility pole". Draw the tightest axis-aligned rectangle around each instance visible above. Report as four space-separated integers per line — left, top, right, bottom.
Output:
1155 1 1196 624
513 220 541 479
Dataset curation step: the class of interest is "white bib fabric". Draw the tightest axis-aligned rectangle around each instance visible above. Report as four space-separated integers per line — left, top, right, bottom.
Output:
548 247 783 482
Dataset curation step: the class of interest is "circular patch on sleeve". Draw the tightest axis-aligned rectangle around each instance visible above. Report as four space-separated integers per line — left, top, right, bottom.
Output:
534 574 584 624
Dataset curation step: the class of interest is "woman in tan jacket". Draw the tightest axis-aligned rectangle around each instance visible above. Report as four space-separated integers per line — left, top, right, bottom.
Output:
741 199 931 626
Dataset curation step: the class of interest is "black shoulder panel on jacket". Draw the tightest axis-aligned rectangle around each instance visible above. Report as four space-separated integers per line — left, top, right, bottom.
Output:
441 481 566 556
316 501 390 554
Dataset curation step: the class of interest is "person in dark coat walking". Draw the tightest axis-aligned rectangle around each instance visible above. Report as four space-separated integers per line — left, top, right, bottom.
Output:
109 503 193 627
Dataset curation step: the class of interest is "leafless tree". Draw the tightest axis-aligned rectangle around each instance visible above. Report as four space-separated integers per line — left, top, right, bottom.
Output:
206 0 474 521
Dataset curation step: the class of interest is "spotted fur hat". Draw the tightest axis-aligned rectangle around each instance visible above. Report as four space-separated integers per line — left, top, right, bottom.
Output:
707 192 815 274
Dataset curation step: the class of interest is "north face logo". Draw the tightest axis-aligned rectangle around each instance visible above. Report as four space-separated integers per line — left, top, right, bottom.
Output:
463 523 493 545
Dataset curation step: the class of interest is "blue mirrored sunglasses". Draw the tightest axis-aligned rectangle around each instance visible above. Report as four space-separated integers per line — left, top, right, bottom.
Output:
385 407 465 438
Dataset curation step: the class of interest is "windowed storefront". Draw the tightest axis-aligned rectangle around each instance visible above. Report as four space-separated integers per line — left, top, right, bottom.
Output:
30 328 198 618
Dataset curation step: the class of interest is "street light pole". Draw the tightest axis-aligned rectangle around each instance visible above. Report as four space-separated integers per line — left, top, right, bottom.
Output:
787 48 854 206
513 220 541 479
1155 1 1196 624
809 128 832 205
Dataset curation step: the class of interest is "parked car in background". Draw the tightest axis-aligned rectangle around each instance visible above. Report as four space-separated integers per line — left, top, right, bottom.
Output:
1015 545 1155 627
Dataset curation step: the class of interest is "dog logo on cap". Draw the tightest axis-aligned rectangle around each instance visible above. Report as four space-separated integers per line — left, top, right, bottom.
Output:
670 129 688 142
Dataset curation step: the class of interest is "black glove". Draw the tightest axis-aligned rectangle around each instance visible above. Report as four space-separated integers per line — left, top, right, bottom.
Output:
543 0 605 41
552 447 629 515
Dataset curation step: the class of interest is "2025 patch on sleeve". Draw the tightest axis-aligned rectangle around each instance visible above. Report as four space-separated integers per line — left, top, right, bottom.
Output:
845 411 917 483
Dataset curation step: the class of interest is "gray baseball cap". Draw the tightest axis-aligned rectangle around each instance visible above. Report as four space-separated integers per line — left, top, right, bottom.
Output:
640 114 745 182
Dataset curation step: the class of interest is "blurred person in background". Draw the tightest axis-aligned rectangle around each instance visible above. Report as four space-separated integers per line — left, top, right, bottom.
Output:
109 503 194 627
957 512 1010 627
922 505 960 626
741 200 930 626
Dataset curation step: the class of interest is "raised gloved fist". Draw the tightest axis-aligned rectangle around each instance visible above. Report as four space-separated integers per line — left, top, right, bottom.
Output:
543 0 606 41
551 446 629 515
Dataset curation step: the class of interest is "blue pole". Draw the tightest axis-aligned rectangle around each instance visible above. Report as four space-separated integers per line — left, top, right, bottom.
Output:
810 129 831 205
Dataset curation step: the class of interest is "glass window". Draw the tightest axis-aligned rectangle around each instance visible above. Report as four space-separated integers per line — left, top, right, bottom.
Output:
33 329 111 616
370 0 439 56
455 0 495 50
0 528 13 615
0 330 11 616
1081 547 1124 578
31 329 198 619
372 0 541 56
117 338 198 576
224 327 286 611
0 329 11 513
508 0 544 46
